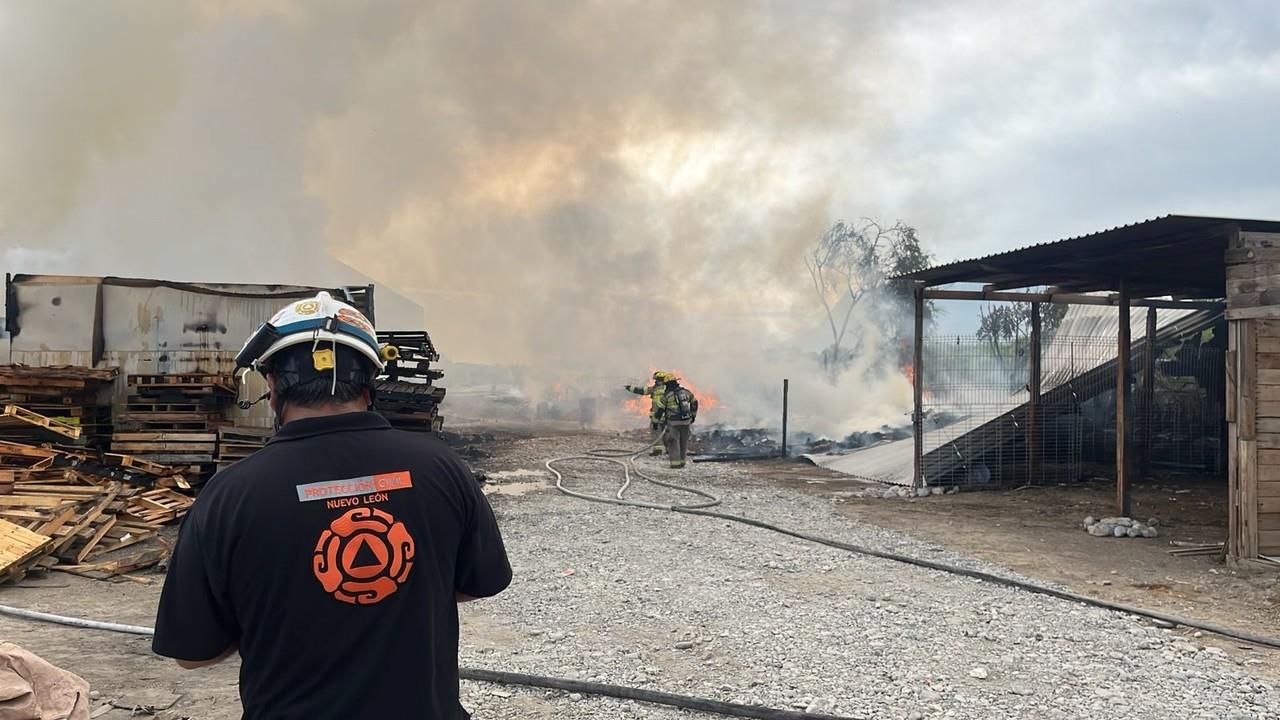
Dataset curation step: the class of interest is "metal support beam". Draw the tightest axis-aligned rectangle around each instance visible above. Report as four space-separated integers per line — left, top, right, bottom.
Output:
1117 279 1132 517
922 288 1222 310
912 285 925 488
1141 307 1157 479
1028 303 1042 482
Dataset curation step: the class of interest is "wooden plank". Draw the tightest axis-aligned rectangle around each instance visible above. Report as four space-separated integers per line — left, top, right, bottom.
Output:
1228 419 1240 557
111 432 217 442
1116 279 1131 516
1261 497 1280 514
1258 448 1280 465
1238 231 1280 249
1226 247 1280 265
110 442 216 452
1242 439 1259 558
912 285 924 488
1257 530 1280 552
1242 322 1257 441
73 516 116 563
1228 276 1280 298
1258 369 1280 386
0 406 82 440
1259 480 1280 497
1258 433 1280 450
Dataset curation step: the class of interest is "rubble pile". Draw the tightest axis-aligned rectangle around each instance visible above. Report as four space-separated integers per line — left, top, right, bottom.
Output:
1084 516 1160 538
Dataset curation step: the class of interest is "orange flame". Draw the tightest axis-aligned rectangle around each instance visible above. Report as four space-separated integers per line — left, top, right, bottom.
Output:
622 369 719 419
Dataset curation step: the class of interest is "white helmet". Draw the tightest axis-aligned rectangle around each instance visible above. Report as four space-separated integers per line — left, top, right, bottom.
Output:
238 291 385 372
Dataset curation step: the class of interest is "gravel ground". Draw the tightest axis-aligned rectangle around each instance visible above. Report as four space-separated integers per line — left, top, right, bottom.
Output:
458 435 1279 720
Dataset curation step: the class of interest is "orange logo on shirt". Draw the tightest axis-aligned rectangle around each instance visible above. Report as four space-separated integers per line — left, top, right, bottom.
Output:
313 507 415 605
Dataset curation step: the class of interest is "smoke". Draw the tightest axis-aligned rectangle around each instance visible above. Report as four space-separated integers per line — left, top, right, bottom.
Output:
0 0 912 435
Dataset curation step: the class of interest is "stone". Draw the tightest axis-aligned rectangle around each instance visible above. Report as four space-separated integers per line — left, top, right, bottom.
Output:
1009 683 1035 696
569 693 583 702
1083 516 1095 527
1143 527 1159 539
969 666 990 680
1152 619 1175 629
1114 517 1133 527
674 641 695 650
883 489 898 499
931 486 946 496
1113 526 1127 538
1147 517 1160 527
1088 523 1113 537
1127 527 1141 538
945 486 960 494
917 488 931 498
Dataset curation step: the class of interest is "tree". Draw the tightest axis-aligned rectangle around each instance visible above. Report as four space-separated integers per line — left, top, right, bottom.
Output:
976 302 1067 360
805 219 933 383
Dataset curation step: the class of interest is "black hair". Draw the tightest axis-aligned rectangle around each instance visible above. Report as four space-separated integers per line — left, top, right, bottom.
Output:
263 344 375 410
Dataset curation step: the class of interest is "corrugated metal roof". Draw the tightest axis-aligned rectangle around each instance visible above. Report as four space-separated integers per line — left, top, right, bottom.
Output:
896 214 1280 297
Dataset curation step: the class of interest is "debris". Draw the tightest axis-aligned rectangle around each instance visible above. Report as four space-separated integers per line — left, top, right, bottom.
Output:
969 666 989 679
1084 516 1159 539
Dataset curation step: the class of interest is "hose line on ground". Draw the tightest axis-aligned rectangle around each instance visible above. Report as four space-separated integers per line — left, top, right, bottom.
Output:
0 605 859 720
549 441 1280 651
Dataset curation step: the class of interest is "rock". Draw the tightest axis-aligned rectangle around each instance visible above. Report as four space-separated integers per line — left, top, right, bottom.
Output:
1143 527 1159 538
917 488 931 498
1114 517 1133 527
1127 527 1141 538
1009 683 1035 696
908 713 924 720
88 691 101 701
945 486 960 494
674 641 695 650
883 489 897 499
1083 516 1095 527
1147 517 1160 527
930 486 945 496
1113 526 1127 538
569 693 583 702
969 666 990 680
1088 523 1114 537
1152 619 1175 629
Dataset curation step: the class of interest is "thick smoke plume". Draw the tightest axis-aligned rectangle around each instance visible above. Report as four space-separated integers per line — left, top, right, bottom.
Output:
0 1 912 436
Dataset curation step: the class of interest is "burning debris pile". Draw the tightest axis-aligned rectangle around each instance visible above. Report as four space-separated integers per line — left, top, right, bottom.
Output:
691 427 779 457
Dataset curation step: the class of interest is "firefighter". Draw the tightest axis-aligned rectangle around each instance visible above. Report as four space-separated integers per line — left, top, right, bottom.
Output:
625 370 673 455
657 375 699 468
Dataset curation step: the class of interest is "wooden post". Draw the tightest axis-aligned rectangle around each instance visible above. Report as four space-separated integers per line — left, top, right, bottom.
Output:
1116 279 1132 517
781 378 789 458
913 285 925 488
1028 302 1042 482
1141 307 1156 478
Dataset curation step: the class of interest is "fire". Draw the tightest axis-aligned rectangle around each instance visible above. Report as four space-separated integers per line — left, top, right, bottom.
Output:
622 369 719 419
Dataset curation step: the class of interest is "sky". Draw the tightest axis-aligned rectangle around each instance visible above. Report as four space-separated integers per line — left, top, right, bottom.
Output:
1 0 1278 433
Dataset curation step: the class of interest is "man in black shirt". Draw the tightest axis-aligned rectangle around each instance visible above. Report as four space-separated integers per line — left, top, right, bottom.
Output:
153 292 512 719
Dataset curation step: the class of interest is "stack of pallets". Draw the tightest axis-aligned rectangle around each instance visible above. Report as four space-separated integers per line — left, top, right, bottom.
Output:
376 331 447 432
0 365 117 448
0 443 191 584
112 373 236 478
216 426 273 469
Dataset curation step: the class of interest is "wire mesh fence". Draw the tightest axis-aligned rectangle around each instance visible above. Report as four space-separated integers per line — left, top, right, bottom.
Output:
920 330 1223 488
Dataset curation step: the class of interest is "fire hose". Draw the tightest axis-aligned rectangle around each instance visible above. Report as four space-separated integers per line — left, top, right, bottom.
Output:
544 438 1280 652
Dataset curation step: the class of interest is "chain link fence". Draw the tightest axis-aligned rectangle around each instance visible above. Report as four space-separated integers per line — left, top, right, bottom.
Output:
920 330 1222 488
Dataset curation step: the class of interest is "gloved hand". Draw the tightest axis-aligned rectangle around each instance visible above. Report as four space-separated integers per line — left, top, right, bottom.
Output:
624 384 637 392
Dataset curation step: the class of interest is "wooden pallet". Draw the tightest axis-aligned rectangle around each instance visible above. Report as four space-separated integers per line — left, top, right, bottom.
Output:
125 489 193 525
0 519 53 582
0 404 83 441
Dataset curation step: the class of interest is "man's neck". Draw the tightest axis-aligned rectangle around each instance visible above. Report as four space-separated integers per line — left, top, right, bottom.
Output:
279 401 369 425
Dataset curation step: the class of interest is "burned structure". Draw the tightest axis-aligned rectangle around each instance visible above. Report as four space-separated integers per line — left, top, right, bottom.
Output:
1 274 446 479
890 215 1280 561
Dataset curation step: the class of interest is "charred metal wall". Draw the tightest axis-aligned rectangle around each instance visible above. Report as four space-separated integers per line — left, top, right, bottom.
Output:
4 274 346 426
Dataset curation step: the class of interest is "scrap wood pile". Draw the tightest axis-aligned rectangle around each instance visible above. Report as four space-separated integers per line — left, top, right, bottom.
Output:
376 331 447 432
0 365 116 447
0 452 191 585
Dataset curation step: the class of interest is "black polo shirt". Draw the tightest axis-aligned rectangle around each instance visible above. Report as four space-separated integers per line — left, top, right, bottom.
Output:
153 412 511 719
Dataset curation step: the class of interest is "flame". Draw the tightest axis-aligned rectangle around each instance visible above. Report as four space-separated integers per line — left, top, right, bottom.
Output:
622 369 719 419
